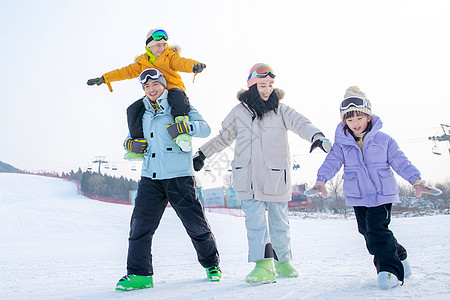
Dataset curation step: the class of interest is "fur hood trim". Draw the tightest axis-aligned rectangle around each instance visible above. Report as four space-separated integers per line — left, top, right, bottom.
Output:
236 88 285 100
170 44 181 53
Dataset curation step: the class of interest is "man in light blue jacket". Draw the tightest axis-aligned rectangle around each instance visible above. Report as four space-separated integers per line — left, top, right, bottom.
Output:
116 69 221 291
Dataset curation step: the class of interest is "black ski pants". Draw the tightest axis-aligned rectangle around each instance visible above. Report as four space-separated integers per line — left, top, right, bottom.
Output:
354 204 406 281
127 176 219 276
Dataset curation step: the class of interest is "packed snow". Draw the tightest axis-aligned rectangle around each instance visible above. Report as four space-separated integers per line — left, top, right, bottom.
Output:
1 173 449 299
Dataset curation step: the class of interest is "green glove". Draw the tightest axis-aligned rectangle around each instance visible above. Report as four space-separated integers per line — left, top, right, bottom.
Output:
124 138 148 154
192 63 206 73
87 76 105 86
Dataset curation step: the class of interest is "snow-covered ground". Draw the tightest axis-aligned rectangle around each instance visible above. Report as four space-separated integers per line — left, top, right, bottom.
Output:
1 173 449 299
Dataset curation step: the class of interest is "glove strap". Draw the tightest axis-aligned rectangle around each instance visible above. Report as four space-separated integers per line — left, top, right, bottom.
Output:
107 82 113 92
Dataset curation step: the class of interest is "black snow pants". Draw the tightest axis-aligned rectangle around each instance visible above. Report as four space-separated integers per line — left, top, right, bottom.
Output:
127 176 219 276
354 204 406 281
127 88 191 139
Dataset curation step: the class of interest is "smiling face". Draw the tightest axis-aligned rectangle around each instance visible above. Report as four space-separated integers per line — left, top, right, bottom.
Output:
143 81 165 102
344 113 372 134
149 42 167 57
256 80 274 101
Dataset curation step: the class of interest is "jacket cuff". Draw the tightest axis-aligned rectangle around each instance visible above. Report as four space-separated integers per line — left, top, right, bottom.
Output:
316 175 327 183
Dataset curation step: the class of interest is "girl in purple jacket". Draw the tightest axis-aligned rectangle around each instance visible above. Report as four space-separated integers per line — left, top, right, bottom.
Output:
311 86 431 290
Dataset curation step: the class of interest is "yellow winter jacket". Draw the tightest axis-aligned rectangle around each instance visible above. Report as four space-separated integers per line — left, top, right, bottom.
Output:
102 47 199 92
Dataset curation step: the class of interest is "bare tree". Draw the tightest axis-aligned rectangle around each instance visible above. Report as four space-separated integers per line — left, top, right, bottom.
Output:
326 172 348 215
223 173 233 189
89 173 105 197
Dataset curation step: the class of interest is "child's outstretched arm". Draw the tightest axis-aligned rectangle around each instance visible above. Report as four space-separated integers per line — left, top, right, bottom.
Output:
386 136 442 197
316 143 344 183
87 61 144 92
165 50 203 74
305 144 344 197
386 136 421 183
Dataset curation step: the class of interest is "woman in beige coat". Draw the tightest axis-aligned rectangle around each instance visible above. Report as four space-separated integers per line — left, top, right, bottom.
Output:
193 63 332 284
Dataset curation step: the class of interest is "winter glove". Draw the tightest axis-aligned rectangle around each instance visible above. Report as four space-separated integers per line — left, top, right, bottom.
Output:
413 180 442 197
192 63 206 73
310 134 332 153
87 76 105 86
304 180 328 197
193 150 206 171
166 120 190 140
124 138 148 154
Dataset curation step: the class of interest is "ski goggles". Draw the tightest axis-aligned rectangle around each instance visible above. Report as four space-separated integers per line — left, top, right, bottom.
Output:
340 97 371 110
139 68 164 84
146 29 168 45
247 64 276 82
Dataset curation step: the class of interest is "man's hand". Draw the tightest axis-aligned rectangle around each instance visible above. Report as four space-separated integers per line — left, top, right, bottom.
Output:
167 120 190 140
124 138 148 154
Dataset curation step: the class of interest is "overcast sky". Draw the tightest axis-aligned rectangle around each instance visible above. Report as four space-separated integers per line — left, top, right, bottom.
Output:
1 0 449 188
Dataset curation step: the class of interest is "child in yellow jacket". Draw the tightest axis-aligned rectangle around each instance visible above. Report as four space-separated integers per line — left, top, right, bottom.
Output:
87 29 206 156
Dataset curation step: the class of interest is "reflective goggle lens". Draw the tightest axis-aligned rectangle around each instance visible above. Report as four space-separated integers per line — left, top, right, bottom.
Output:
255 64 275 76
139 69 163 84
247 64 276 81
151 29 168 41
340 97 371 110
146 30 168 45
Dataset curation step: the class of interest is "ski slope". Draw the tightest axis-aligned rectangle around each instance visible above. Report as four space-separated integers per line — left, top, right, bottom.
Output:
0 173 449 299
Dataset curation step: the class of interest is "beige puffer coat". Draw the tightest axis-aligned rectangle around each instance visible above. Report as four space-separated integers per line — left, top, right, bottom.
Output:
200 89 322 202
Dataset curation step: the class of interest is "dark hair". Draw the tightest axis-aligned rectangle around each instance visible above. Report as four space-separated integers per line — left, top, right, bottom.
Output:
238 85 279 119
342 110 373 140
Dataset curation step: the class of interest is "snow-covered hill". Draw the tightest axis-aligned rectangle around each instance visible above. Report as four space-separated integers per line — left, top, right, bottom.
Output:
1 173 449 299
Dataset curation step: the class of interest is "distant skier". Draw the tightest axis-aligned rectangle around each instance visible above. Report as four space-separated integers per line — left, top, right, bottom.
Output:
192 63 332 284
115 69 221 291
87 28 206 154
309 86 433 290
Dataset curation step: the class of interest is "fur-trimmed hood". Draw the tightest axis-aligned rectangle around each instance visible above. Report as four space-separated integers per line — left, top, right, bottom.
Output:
237 88 285 100
170 44 181 53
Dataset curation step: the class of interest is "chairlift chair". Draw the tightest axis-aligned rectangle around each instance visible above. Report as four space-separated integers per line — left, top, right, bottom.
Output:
432 144 442 155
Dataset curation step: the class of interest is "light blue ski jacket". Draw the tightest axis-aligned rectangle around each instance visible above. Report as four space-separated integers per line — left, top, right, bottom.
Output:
124 90 211 180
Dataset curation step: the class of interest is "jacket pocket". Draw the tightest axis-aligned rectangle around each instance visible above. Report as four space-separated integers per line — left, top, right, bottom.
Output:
342 172 362 198
263 168 288 195
377 169 398 196
165 150 190 172
232 164 251 192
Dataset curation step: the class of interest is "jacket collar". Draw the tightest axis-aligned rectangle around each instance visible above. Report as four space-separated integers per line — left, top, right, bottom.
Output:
335 114 382 146
143 89 169 113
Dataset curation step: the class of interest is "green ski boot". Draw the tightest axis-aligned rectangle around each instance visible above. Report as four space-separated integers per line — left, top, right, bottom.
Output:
123 151 144 160
174 116 192 152
275 261 299 277
206 266 222 282
245 260 276 284
115 274 153 291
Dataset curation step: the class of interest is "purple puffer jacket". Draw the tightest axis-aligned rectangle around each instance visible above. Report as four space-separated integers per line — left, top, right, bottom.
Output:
317 115 421 207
